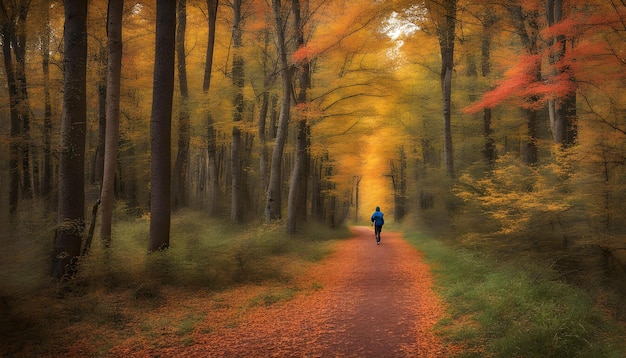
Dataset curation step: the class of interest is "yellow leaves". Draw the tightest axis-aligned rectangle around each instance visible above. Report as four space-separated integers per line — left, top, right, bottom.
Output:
455 154 574 236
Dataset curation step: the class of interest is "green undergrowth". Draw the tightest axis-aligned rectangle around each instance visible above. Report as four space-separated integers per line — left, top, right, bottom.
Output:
0 208 351 355
80 209 351 290
404 231 626 358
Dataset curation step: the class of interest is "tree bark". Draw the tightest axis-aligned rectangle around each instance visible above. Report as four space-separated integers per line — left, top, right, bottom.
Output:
508 4 540 165
41 2 53 198
14 0 32 198
428 0 457 178
52 0 88 279
204 0 218 215
481 11 496 163
99 0 124 248
287 0 309 235
546 0 577 146
173 0 190 211
0 2 21 214
265 0 292 222
230 0 245 223
93 45 107 185
148 0 177 253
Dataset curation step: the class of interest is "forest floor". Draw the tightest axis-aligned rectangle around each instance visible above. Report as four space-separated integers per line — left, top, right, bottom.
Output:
100 226 460 357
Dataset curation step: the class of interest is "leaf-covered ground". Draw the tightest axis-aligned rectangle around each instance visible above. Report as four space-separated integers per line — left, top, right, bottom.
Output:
86 227 458 357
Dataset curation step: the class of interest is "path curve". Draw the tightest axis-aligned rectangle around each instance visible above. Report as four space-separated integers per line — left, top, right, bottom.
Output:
158 227 453 357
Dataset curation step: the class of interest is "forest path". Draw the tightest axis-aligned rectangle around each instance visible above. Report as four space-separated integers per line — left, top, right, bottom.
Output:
150 227 454 357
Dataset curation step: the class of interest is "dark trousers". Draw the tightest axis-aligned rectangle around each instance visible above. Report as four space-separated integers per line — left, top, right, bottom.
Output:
374 225 382 240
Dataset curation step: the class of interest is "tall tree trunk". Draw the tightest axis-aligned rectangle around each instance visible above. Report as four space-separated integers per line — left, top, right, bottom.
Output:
15 0 31 198
41 2 53 198
265 0 292 222
173 0 190 211
509 4 541 164
99 0 124 248
0 2 21 214
546 0 577 146
258 29 271 215
204 0 218 215
51 0 88 279
287 0 310 235
230 0 244 223
93 45 107 185
481 11 496 163
427 0 457 178
258 90 270 214
148 0 177 253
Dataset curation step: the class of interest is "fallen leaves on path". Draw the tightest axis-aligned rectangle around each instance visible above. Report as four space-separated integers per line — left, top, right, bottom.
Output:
106 227 459 357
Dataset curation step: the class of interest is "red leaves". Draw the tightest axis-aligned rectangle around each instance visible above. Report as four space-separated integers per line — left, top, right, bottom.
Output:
465 6 624 113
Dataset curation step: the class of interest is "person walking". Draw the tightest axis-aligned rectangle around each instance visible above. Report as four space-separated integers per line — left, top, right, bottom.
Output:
371 206 384 245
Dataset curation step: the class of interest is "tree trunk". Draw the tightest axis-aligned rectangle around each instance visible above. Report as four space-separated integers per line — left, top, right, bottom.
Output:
15 0 32 199
99 0 124 248
265 0 292 222
52 0 88 279
230 0 244 223
93 45 107 185
481 12 496 162
173 0 190 211
204 0 218 215
41 3 53 198
509 4 541 164
546 0 577 146
427 0 457 178
287 0 310 235
258 28 272 215
0 3 21 214
148 0 177 253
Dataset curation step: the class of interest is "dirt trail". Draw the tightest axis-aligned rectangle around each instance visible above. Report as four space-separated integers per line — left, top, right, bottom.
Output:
152 227 453 357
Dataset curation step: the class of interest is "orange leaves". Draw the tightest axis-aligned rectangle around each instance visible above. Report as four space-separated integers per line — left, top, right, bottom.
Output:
290 0 385 63
465 4 626 114
464 54 545 113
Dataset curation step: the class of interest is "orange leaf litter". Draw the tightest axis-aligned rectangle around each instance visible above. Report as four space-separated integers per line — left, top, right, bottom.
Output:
68 227 460 357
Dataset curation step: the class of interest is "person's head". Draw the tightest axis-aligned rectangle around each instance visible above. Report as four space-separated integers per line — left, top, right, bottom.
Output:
375 206 380 212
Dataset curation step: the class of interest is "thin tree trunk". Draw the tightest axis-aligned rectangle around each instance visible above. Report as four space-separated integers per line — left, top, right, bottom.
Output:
258 29 271 215
15 0 31 198
265 0 292 222
230 0 244 223
546 0 577 146
509 4 541 164
287 0 309 235
99 0 124 248
438 0 456 178
41 4 52 198
258 90 270 213
204 0 218 215
173 0 190 211
481 12 496 162
0 2 21 214
426 0 457 178
93 45 107 185
52 0 88 279
148 0 177 253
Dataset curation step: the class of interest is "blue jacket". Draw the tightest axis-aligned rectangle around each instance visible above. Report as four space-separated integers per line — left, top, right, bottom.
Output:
371 210 384 226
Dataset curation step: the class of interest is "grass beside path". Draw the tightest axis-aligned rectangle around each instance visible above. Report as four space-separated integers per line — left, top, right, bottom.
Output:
403 231 626 358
